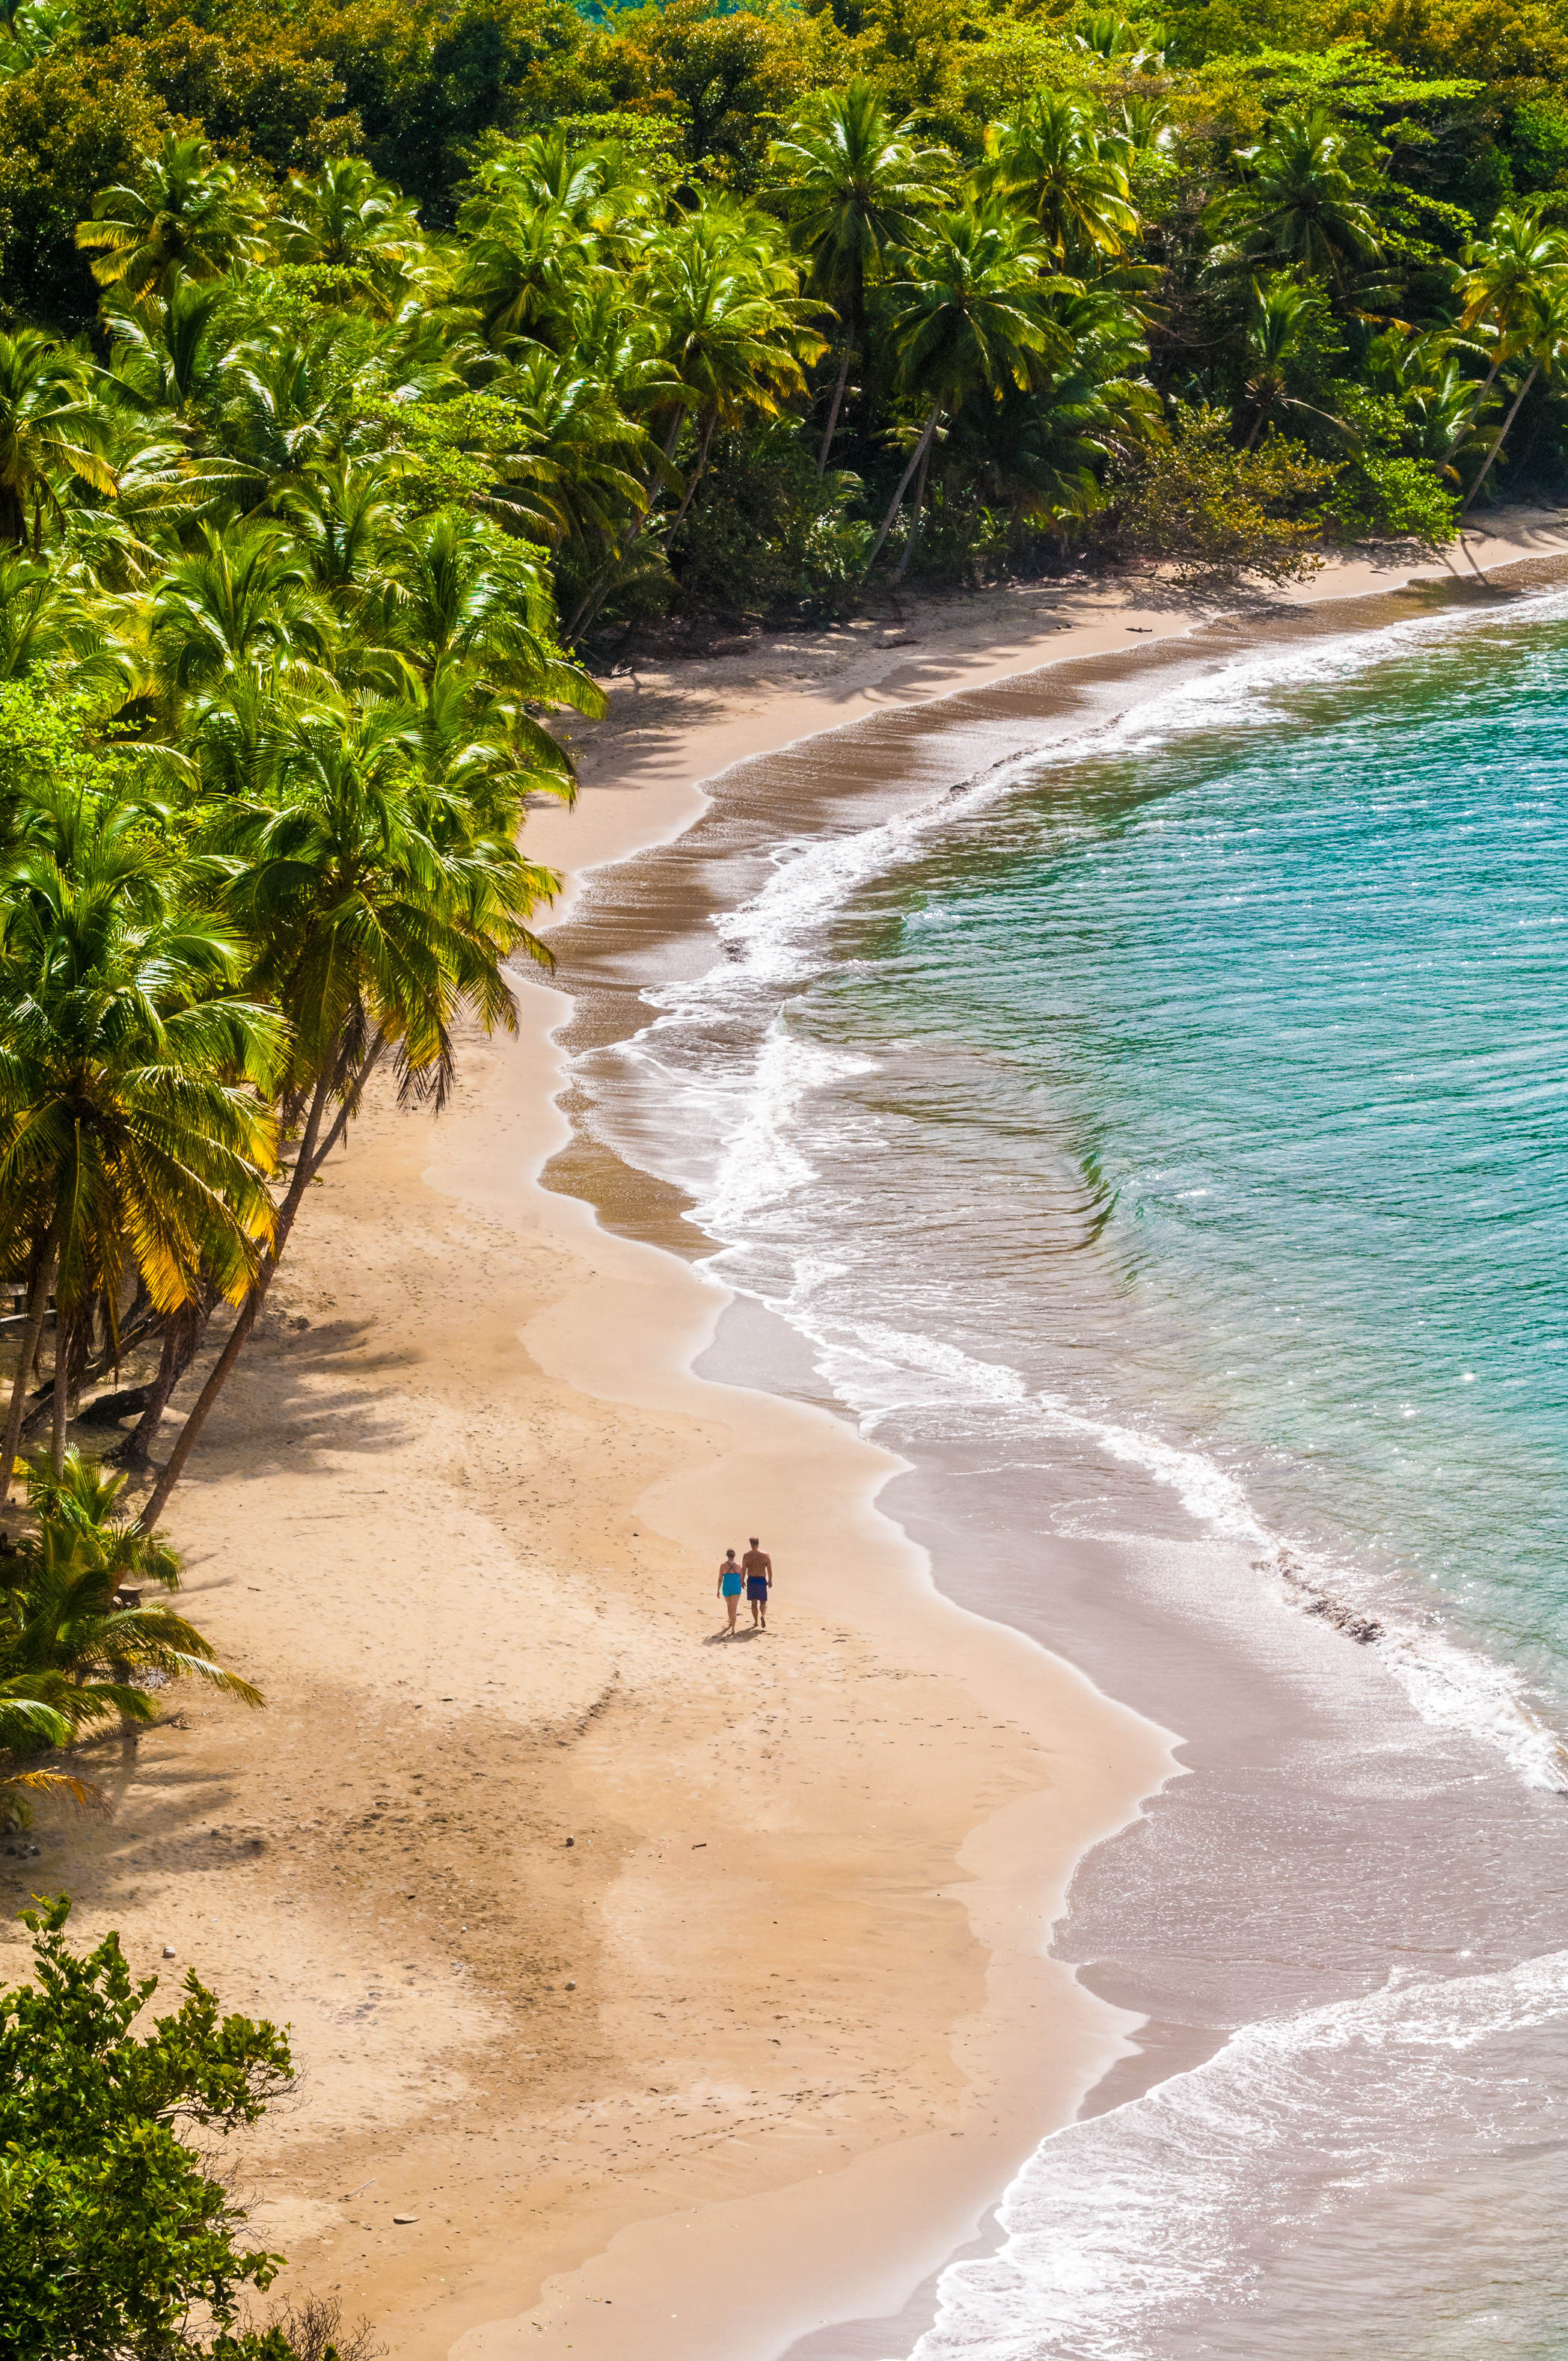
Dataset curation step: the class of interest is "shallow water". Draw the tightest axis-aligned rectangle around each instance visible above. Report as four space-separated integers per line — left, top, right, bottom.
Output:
556 587 1568 2355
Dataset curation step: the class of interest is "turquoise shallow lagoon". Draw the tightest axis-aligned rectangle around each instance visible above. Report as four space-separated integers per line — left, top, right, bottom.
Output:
809 599 1568 1715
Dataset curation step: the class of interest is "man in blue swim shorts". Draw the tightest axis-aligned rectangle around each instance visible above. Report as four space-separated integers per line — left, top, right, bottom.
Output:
717 1549 744 1635
742 1537 773 1631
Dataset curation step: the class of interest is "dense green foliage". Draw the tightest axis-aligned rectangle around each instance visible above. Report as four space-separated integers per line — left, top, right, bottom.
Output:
0 1895 301 2360
0 0 1562 624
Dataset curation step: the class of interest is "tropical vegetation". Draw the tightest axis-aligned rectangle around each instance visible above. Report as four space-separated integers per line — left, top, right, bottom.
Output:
0 1892 379 2361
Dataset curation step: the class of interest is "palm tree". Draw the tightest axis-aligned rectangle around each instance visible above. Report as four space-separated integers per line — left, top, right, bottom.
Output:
483 348 652 551
1207 105 1383 293
461 129 658 260
0 331 116 550
981 93 1139 271
0 789 283 1498
0 553 111 679
138 690 569 1523
276 157 425 278
455 197 602 351
869 202 1069 573
766 79 952 465
103 278 242 426
642 197 824 470
1451 204 1568 456
147 523 335 698
275 461 399 613
1459 278 1568 516
566 199 824 634
74 134 269 300
1 1449 261 1769
1237 278 1356 450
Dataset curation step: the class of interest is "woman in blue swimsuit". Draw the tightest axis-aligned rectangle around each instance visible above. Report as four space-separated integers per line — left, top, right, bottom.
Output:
717 1549 743 1635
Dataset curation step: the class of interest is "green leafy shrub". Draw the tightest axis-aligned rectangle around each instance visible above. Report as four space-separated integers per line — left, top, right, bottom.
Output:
1101 404 1335 586
673 428 872 615
0 1896 300 2361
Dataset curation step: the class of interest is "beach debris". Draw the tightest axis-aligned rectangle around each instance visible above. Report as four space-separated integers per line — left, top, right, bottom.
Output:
565 1979 577 1990
564 1835 575 1846
162 1945 177 1958
393 2214 418 2225
1270 1555 1384 1644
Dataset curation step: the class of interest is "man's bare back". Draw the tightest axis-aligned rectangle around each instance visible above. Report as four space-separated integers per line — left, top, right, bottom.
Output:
742 1538 773 1629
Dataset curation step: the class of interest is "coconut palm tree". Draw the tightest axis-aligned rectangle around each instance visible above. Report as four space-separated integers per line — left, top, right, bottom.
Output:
1237 278 1356 450
276 157 426 278
0 790 283 1497
147 522 335 698
275 461 400 616
565 199 824 634
1207 105 1383 293
75 134 269 300
138 694 569 1522
0 331 116 551
981 93 1139 272
869 202 1069 572
1459 278 1568 516
483 348 652 551
766 79 952 465
102 278 242 426
1451 203 1568 456
1 1449 261 1766
455 195 604 352
0 553 110 679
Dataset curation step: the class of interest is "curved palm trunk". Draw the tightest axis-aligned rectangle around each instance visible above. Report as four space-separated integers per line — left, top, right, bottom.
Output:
895 433 934 581
0 1230 57 1504
49 1306 72 1475
667 408 718 544
137 1038 384 1530
568 405 694 643
121 1296 209 1472
1460 362 1539 519
866 405 942 574
818 339 854 473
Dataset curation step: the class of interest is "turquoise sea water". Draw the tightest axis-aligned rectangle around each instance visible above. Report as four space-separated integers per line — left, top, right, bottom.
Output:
807 606 1568 1714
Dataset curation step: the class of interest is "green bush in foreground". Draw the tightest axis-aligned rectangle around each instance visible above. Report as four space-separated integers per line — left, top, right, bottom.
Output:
0 1894 333 2361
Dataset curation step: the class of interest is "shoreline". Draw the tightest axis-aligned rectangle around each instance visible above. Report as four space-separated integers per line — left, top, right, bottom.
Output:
9 514 1567 2361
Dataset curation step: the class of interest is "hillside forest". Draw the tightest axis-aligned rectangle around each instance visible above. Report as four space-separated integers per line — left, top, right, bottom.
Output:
2 0 1568 2345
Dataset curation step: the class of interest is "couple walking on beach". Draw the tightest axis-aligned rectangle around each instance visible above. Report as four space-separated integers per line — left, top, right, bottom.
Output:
717 1539 772 1635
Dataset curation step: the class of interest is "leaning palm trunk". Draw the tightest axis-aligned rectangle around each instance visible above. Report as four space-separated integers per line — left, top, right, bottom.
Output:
0 1231 57 1505
895 435 934 581
818 338 854 472
138 1035 388 1528
1460 362 1539 518
866 405 942 573
666 409 719 544
49 1305 72 1475
121 1296 212 1472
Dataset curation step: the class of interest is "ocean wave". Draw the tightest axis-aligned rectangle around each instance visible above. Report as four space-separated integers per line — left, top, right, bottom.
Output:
788 1313 1568 1792
897 1947 1568 2361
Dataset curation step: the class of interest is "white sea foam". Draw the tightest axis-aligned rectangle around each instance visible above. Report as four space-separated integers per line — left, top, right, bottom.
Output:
572 584 1568 1798
779 1310 1568 1790
895 1948 1568 2361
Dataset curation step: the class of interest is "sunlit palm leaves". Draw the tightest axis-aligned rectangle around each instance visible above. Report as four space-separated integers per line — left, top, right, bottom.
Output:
75 135 270 301
0 332 116 551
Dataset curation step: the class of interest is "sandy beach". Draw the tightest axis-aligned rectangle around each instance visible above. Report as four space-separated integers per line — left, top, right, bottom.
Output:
9 510 1568 2361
